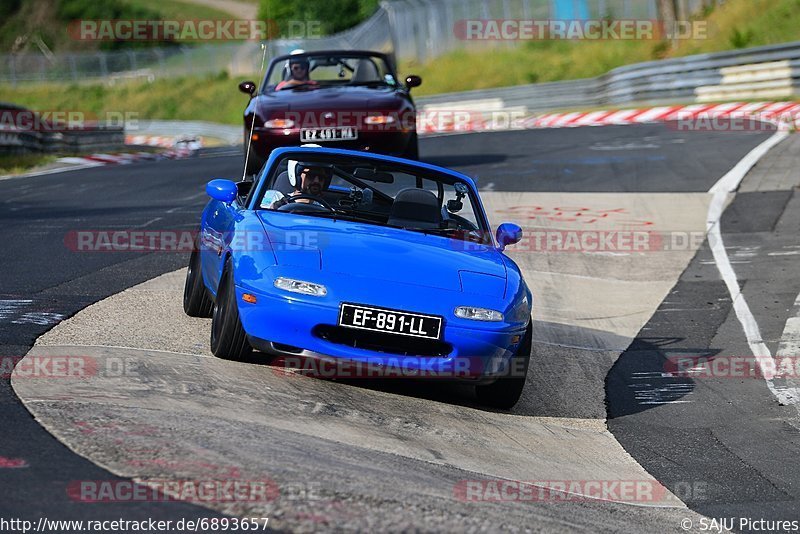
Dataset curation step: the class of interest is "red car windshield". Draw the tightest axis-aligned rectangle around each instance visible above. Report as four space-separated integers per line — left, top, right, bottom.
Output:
263 54 396 91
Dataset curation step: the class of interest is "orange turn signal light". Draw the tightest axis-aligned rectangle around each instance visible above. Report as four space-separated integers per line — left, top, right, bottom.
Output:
242 293 257 304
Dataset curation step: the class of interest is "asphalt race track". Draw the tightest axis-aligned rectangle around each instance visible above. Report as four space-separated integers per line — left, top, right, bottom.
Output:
3 124 800 532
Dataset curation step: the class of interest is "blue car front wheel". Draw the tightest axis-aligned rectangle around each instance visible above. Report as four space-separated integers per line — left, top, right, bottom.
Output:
210 259 252 361
183 246 213 318
475 321 532 410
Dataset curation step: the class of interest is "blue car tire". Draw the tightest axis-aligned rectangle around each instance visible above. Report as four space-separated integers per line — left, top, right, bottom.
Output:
476 321 532 410
210 259 252 360
183 246 214 318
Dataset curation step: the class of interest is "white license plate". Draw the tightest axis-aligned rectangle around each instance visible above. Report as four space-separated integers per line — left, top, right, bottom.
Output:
339 303 442 339
300 127 358 142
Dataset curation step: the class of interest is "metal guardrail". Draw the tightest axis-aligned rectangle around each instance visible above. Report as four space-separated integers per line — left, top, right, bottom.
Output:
0 104 125 154
416 40 800 112
0 126 125 155
2 44 253 85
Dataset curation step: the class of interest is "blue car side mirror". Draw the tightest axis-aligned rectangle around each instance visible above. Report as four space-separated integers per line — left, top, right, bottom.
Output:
206 179 238 203
496 223 523 251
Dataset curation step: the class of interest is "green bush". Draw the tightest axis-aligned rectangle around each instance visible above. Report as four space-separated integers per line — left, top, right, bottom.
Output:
56 0 164 50
0 0 21 21
258 0 380 36
56 0 157 22
729 27 755 48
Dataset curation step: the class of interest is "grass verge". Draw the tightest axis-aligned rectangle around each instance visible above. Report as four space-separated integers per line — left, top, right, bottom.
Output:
1 71 249 126
0 153 57 174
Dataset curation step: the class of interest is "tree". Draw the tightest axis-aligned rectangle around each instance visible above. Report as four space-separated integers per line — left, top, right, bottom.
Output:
657 0 677 25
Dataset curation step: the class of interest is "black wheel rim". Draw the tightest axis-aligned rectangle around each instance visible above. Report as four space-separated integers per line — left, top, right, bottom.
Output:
184 250 197 307
211 275 226 348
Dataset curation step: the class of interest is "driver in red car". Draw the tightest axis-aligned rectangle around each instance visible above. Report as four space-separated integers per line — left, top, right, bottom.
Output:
276 57 318 90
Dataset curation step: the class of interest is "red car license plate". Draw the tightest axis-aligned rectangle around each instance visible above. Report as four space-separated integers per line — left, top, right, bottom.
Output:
301 127 358 142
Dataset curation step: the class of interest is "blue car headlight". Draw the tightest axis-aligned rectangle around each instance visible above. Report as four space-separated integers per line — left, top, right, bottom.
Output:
454 306 503 322
274 277 327 297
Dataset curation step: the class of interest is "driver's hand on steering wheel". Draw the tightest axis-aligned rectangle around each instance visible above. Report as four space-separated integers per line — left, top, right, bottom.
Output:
269 195 290 209
271 192 311 208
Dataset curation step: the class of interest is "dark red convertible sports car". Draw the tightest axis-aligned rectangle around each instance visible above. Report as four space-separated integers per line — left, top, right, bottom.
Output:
239 50 422 175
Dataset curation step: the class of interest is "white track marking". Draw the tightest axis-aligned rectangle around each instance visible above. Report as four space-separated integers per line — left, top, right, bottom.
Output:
771 294 800 405
630 381 694 405
56 157 106 166
604 109 640 124
549 111 583 127
0 300 64 326
737 102 770 113
705 102 746 113
571 110 612 126
102 217 163 229
0 300 33 321
708 131 788 194
631 106 674 123
706 130 791 404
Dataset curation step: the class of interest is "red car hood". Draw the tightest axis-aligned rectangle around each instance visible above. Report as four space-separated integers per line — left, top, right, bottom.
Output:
261 85 405 112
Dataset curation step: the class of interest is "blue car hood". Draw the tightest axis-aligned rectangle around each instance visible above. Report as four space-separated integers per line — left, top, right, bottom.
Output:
257 212 507 294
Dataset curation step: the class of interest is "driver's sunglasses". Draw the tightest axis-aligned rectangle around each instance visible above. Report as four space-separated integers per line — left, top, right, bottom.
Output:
291 64 308 71
305 173 325 181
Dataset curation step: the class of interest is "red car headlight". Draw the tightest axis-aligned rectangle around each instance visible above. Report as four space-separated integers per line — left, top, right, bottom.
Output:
263 118 296 128
365 115 396 125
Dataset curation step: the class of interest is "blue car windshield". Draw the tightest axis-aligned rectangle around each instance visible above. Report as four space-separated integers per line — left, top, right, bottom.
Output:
256 154 492 244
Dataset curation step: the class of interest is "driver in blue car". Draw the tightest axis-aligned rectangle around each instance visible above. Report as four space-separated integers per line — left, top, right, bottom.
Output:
297 163 332 198
269 162 332 208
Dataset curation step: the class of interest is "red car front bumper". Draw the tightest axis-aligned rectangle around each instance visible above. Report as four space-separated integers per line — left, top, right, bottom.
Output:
250 127 416 158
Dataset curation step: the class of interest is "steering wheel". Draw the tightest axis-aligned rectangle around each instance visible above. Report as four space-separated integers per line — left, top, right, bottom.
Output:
281 193 335 212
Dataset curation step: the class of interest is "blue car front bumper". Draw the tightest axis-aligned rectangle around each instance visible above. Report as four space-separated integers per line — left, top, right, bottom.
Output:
235 271 528 382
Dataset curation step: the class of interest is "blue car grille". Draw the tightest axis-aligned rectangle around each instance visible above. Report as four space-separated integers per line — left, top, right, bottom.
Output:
314 325 452 357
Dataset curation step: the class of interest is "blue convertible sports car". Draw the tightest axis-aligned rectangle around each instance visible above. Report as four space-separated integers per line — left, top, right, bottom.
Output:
183 146 533 408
